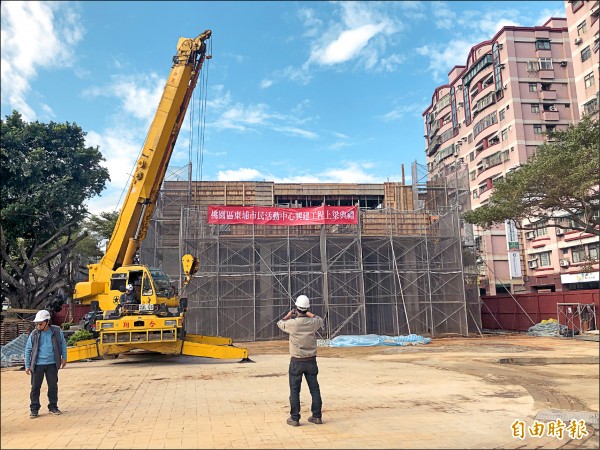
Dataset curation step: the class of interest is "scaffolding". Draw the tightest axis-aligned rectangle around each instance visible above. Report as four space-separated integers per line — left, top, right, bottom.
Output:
141 163 480 342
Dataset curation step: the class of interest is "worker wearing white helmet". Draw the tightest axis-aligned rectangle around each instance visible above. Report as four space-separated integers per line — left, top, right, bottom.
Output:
24 309 67 418
119 283 138 305
277 295 325 427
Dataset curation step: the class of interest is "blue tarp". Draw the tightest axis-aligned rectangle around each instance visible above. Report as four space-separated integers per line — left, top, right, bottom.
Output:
329 334 431 347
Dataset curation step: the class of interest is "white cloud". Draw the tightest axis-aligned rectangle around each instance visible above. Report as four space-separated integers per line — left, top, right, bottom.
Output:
416 39 475 82
216 162 390 184
431 1 456 30
260 79 273 89
0 2 84 120
310 23 386 65
380 102 427 122
273 2 404 84
272 126 319 140
217 168 265 181
206 86 319 140
82 73 164 123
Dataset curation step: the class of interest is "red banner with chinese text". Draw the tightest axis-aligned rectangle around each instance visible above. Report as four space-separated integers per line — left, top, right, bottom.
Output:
207 205 358 226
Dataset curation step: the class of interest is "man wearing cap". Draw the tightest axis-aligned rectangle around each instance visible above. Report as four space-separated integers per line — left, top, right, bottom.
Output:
24 309 68 418
277 295 325 427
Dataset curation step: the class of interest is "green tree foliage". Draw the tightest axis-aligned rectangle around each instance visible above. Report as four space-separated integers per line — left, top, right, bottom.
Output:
462 117 599 236
0 111 110 308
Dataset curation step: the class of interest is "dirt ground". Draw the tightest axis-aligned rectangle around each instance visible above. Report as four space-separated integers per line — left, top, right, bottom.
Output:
1 333 598 449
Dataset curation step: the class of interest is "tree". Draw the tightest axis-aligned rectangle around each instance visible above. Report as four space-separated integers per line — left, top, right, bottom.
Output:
462 116 600 237
0 111 110 309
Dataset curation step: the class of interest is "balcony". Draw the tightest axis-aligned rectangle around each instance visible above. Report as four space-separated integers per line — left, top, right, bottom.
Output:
542 110 559 121
426 136 441 156
539 90 557 101
539 69 554 79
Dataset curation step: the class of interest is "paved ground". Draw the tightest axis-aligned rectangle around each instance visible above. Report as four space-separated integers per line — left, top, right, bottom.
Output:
1 334 598 449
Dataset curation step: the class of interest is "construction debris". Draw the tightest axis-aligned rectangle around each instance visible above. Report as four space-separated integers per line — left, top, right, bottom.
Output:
329 334 431 347
526 319 567 337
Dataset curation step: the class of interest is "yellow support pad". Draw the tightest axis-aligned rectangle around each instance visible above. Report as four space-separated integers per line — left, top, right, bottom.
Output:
184 333 233 346
181 341 248 360
67 342 99 362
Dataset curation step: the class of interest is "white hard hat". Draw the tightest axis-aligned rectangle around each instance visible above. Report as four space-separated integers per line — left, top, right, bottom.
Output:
295 295 310 310
33 310 51 323
126 284 134 291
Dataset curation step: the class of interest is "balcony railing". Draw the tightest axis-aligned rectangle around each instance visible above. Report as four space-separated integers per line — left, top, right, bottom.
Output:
539 90 557 101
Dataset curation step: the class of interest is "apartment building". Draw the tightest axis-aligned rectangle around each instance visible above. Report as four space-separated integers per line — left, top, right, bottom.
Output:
423 17 599 296
565 0 599 119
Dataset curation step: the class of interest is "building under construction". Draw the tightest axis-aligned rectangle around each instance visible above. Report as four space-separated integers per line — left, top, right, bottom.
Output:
140 163 480 342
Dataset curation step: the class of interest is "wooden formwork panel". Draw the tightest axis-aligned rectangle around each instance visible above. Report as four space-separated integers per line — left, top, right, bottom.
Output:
0 320 34 346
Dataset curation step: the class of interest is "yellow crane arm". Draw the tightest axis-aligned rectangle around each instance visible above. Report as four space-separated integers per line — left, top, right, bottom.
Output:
76 30 211 300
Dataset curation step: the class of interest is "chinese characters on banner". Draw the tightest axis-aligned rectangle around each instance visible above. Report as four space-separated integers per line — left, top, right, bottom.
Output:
207 205 358 226
505 220 522 278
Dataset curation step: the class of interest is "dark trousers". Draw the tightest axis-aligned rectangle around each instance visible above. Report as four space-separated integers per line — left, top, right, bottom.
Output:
288 359 322 421
30 364 59 411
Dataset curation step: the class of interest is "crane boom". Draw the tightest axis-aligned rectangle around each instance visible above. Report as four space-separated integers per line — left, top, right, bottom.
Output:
75 30 211 304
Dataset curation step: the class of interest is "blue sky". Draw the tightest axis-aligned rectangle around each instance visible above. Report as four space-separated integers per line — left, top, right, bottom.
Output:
1 1 564 214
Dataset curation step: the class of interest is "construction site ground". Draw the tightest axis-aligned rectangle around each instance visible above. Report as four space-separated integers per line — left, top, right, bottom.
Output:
1 334 598 449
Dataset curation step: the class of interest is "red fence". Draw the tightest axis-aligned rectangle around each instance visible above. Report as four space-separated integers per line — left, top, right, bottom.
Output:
51 304 91 325
481 290 599 331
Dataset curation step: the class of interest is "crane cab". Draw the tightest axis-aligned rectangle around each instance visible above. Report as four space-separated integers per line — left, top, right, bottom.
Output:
107 265 178 311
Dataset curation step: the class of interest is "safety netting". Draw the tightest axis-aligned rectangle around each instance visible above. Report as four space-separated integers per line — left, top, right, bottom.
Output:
1 333 28 368
328 334 431 347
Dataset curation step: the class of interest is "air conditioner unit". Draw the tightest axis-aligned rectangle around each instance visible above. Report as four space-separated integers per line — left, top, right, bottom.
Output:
499 63 505 69
549 105 558 111
528 259 539 269
526 231 536 240
574 37 583 45
498 43 504 50
560 61 567 67
504 83 508 90
555 228 564 235
559 259 570 267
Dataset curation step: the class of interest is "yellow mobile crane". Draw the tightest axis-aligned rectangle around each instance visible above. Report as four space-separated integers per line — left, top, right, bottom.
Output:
68 30 249 362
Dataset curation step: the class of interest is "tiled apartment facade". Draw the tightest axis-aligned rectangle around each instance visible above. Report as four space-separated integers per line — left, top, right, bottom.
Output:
423 14 599 296
565 0 599 119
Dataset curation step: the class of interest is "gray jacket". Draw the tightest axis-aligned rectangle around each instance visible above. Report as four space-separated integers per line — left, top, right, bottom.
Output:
277 314 324 358
27 325 65 371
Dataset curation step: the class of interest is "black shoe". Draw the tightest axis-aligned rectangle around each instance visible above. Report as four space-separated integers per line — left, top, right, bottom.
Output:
49 407 62 415
308 416 322 424
286 417 300 427
30 410 39 418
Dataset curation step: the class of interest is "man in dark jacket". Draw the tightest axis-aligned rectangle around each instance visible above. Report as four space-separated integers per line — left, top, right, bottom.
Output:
277 295 325 427
24 309 67 418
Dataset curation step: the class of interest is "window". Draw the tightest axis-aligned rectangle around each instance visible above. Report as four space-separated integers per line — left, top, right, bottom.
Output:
539 58 553 70
499 109 506 120
539 252 551 267
533 125 543 134
529 83 537 92
581 46 591 62
541 83 551 91
546 125 556 134
468 134 473 143
531 104 540 113
572 246 586 263
571 0 583 12
535 40 551 50
577 20 587 36
584 72 595 88
472 189 478 199
470 170 476 180
501 129 508 141
534 221 548 237
583 98 599 115
526 60 540 72
469 151 474 162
